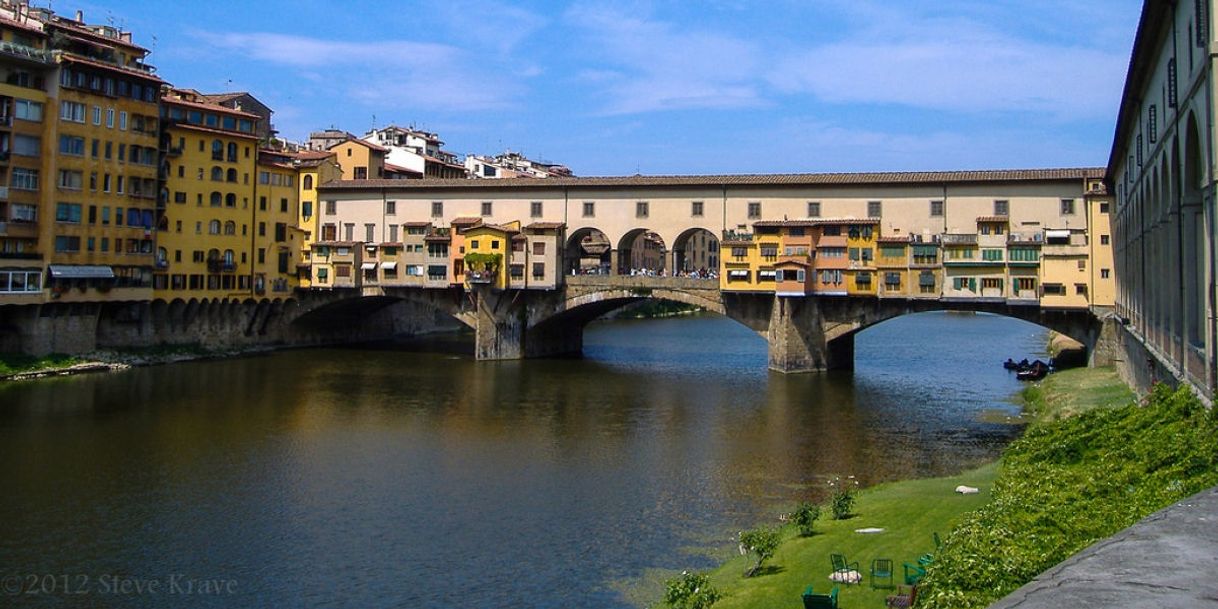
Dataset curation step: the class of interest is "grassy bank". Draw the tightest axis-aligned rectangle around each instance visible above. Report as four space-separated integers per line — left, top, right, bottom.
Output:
0 353 82 376
695 464 1000 609
654 366 1149 609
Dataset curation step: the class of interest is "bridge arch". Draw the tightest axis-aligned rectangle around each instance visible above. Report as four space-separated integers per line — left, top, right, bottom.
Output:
672 227 719 275
565 227 611 274
617 228 667 275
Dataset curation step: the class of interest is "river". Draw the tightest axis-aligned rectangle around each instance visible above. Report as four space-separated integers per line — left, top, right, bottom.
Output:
0 311 1047 608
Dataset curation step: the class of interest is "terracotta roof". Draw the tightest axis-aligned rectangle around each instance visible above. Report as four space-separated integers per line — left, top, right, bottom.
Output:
170 122 259 140
524 222 566 230
774 259 810 267
385 163 423 176
163 93 262 119
450 217 482 226
751 220 819 228
376 242 403 247
329 138 388 153
877 236 912 244
314 241 361 247
58 52 162 83
976 215 1010 223
462 222 518 234
424 234 451 242
809 217 881 225
48 18 148 52
0 14 47 36
402 221 432 227
318 168 1104 192
511 234 528 241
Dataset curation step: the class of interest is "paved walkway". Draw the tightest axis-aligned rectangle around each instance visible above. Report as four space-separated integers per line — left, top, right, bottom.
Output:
989 485 1218 609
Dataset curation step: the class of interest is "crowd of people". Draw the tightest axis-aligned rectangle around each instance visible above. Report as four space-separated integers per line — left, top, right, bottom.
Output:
568 266 718 279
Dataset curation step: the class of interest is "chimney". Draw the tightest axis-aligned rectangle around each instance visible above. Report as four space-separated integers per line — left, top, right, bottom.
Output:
75 10 83 22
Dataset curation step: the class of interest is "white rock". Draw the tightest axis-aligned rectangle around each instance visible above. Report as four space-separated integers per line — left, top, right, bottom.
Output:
955 485 980 494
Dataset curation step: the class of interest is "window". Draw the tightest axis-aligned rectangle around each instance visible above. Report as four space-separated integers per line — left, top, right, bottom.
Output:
54 235 81 252
1100 235 1110 245
481 201 493 216
1100 202 1110 214
1043 283 1066 296
224 221 236 236
58 101 84 122
431 201 443 217
533 241 546 256
1016 277 1037 292
326 200 337 215
528 201 543 218
354 167 367 179
303 175 314 190
12 134 39 156
14 99 42 121
1060 198 1076 215
302 201 313 218
57 170 83 190
1148 104 1158 143
532 263 545 279
1075 283 1088 296
747 202 761 219
55 203 82 223
636 201 649 218
92 106 101 125
119 111 127 130
994 200 1009 216
386 200 397 215
982 249 1003 261
225 193 236 208
344 223 355 241
0 269 42 293
105 108 115 128
209 220 221 235
691 201 704 217
1078 259 1086 270
808 201 821 217
583 201 595 217
731 246 747 258
365 224 375 242
760 245 778 259
981 277 1002 290
1101 268 1110 279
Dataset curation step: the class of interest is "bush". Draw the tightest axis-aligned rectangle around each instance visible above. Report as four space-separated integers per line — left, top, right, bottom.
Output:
830 489 855 520
917 385 1218 608
663 571 722 609
739 526 782 577
791 502 821 536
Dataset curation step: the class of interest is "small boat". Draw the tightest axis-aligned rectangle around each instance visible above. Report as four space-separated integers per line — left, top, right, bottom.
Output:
1016 360 1050 381
1003 358 1030 371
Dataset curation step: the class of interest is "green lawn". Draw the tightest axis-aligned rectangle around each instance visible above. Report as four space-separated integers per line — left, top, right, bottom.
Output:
1019 366 1134 423
701 463 999 609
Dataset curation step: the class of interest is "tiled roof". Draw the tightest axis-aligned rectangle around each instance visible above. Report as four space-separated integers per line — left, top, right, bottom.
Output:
319 168 1104 191
877 236 913 243
751 220 819 227
330 138 388 153
163 93 262 119
450 217 482 226
462 222 518 234
402 221 433 227
58 52 162 83
314 241 361 247
976 215 1010 223
524 222 566 230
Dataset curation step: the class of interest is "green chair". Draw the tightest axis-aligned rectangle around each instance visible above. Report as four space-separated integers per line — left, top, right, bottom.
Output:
829 553 861 585
870 558 895 589
802 584 839 609
903 562 926 586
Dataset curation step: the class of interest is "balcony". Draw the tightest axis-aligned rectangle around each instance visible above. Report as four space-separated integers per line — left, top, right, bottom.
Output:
0 220 37 238
722 230 754 243
465 270 497 284
154 259 169 270
0 186 9 200
207 259 237 273
939 234 978 245
0 40 52 65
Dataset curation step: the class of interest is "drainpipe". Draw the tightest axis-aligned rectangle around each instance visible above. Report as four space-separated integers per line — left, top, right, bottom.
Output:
1205 19 1218 395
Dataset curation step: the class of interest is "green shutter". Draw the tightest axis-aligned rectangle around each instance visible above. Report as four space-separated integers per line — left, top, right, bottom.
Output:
969 277 976 291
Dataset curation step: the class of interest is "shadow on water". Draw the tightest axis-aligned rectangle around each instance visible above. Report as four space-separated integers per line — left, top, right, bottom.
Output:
0 311 1047 609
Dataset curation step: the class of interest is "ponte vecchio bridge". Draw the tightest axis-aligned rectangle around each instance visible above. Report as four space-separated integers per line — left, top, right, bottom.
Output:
290 168 1117 372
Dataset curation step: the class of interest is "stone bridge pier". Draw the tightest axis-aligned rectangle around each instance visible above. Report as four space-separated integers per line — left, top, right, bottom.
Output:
466 276 1105 374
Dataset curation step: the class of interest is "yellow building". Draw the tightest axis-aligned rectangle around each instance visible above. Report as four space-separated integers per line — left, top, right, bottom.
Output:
843 220 878 296
43 12 162 303
875 236 910 297
253 149 303 296
292 150 340 288
462 222 519 290
329 138 385 180
1085 182 1115 308
0 10 52 303
154 89 260 299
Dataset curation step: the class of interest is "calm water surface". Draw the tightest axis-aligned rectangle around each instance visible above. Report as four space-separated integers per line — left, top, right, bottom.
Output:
0 312 1047 608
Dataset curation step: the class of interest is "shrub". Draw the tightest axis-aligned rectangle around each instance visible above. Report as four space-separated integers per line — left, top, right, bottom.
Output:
791 502 821 536
830 489 855 520
663 571 722 609
739 526 782 577
917 385 1218 609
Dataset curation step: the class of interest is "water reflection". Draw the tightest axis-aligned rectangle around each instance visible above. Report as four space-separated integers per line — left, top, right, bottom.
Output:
0 312 1046 608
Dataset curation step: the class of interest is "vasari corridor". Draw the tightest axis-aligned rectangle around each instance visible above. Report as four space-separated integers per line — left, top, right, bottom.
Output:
2 1 1216 609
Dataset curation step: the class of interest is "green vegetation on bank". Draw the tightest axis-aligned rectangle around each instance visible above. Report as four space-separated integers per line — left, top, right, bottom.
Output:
653 366 1212 609
917 381 1218 608
666 463 1000 609
0 353 82 376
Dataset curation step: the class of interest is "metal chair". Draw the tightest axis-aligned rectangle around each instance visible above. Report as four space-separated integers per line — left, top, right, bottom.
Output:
870 558 895 589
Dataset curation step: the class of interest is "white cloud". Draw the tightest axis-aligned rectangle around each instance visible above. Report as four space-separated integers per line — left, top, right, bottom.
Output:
191 30 523 112
564 4 766 114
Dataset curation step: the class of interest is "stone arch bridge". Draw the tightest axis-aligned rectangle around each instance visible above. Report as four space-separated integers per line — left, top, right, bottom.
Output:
290 276 1112 373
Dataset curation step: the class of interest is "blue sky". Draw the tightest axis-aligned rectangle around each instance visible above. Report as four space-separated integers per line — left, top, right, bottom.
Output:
66 0 1142 175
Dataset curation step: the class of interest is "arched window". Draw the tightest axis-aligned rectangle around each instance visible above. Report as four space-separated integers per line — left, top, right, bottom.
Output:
223 221 236 235
156 247 167 262
208 220 220 235
207 248 220 261
211 166 223 181
226 142 238 162
226 168 237 183
225 193 237 208
303 175 314 190
211 139 223 161
209 192 221 207
223 249 234 264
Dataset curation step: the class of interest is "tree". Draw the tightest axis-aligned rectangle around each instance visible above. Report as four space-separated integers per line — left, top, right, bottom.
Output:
739 526 782 577
791 502 821 536
663 571 722 609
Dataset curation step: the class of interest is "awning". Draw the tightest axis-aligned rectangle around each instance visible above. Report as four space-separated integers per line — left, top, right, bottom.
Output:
919 272 936 286
885 272 901 283
360 262 377 270
1045 229 1071 239
758 270 777 279
381 262 398 270
855 272 872 282
48 265 114 279
728 270 750 278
